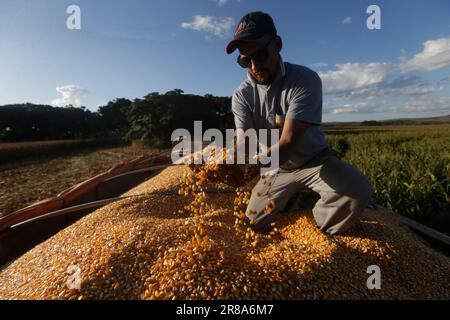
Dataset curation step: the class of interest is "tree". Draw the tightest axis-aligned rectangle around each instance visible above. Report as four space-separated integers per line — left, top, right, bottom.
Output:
361 120 382 126
0 90 235 145
97 98 132 136
165 89 184 96
124 89 233 147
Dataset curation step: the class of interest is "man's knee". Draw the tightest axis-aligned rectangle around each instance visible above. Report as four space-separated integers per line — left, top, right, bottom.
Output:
356 176 373 207
340 179 372 227
316 184 372 236
334 181 372 234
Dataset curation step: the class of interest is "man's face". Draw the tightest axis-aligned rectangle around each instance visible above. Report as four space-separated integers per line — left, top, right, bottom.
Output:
238 36 280 85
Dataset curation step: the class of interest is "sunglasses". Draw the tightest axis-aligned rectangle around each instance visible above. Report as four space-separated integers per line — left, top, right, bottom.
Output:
237 38 274 69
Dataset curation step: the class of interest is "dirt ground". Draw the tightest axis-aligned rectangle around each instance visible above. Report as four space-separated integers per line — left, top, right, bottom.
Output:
0 145 164 217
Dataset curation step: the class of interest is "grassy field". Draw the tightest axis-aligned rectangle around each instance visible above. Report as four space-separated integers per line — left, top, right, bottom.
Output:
325 124 450 235
0 139 126 162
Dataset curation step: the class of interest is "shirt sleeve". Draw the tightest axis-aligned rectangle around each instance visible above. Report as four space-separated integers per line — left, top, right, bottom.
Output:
231 90 254 129
285 72 323 126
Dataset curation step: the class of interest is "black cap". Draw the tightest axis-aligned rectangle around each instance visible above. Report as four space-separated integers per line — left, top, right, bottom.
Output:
226 11 277 54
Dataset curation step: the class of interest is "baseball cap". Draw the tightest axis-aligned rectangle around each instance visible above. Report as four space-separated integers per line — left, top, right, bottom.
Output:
226 11 277 54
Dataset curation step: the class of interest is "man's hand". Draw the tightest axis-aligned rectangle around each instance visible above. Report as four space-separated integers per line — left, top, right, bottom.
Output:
189 162 255 188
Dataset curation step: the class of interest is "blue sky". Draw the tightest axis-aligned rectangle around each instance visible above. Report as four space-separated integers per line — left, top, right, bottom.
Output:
1 0 449 122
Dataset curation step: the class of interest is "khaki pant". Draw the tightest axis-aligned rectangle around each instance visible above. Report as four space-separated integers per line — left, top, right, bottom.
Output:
245 149 373 235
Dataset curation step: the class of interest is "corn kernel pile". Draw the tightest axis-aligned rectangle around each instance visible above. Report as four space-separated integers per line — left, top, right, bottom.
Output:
0 165 449 300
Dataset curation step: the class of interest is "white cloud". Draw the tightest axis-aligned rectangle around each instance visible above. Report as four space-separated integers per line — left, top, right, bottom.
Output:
325 102 373 114
342 16 352 24
212 0 228 6
399 37 450 72
321 37 450 98
330 87 378 101
51 85 88 107
403 86 439 96
390 97 450 113
309 62 328 68
181 15 234 37
326 95 450 115
438 76 450 86
332 75 440 101
318 37 450 117
319 63 391 94
331 107 360 114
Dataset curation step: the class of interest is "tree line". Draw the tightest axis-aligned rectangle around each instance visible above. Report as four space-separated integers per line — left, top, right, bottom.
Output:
0 89 234 147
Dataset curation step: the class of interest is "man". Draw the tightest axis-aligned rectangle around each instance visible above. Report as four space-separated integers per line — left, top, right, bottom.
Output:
226 11 372 235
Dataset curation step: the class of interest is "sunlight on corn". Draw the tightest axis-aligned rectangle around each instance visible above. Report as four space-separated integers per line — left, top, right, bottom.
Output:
0 163 449 300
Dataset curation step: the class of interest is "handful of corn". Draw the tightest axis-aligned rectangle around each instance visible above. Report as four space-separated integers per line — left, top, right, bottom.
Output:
187 147 259 188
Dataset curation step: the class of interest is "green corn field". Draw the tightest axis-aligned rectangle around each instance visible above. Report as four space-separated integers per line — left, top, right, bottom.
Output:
325 124 450 236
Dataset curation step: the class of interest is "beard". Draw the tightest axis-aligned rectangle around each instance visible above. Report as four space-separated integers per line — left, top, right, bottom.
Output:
250 68 276 85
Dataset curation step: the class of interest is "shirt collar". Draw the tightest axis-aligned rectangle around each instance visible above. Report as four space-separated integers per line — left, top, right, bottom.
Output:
247 56 286 87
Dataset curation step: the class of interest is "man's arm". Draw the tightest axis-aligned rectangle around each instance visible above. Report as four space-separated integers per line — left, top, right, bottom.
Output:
238 120 314 166
265 119 312 166
232 89 255 163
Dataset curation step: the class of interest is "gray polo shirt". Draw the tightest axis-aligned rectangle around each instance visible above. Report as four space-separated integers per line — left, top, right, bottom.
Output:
231 58 330 169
